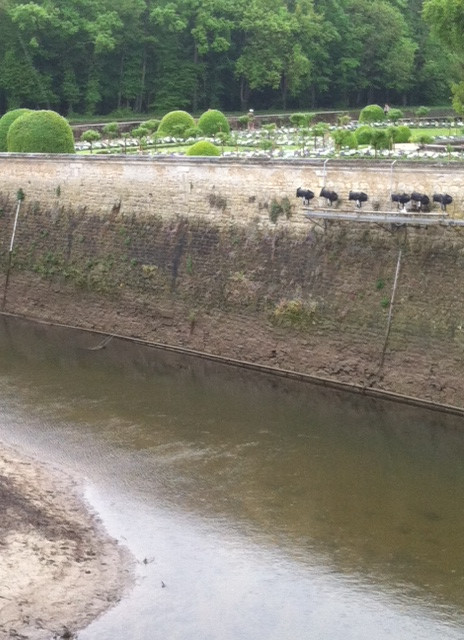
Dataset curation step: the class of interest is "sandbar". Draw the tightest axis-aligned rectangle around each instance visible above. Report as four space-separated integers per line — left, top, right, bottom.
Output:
0 445 133 639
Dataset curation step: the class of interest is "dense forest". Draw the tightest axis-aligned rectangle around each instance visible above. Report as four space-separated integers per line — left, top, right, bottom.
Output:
0 0 460 117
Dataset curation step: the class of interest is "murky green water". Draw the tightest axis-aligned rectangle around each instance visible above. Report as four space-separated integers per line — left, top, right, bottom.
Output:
1 316 464 639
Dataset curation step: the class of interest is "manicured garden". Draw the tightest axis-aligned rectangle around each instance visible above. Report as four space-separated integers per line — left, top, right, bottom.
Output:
75 107 464 162
1 106 464 161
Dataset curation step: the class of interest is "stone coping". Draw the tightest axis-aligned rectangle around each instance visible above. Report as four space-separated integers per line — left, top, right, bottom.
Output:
1 152 464 172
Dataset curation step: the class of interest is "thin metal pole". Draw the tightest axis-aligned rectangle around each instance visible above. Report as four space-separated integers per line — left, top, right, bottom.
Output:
322 158 329 187
379 248 402 368
389 159 397 200
2 198 22 310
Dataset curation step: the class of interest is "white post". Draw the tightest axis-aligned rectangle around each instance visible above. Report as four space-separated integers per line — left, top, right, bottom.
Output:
2 196 23 310
380 248 402 368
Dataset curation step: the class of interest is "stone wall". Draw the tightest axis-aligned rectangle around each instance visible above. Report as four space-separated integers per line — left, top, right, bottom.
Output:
1 154 464 409
0 154 464 224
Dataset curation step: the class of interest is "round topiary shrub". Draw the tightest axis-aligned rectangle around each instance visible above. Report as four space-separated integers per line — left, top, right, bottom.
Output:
7 110 75 153
395 125 411 143
0 109 32 151
355 125 373 145
197 109 230 136
359 104 385 124
158 110 195 137
186 141 221 156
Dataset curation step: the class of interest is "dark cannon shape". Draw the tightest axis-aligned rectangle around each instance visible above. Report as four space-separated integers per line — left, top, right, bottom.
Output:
320 188 338 206
410 192 430 209
432 193 453 212
391 193 411 211
348 191 368 208
296 187 315 205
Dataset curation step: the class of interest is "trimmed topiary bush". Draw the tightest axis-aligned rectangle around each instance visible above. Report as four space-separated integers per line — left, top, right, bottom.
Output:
197 109 230 136
359 104 385 124
355 125 373 145
186 141 221 156
0 109 32 151
395 125 411 143
7 110 75 153
158 110 195 137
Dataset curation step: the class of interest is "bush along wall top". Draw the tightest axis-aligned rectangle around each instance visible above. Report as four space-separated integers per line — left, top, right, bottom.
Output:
7 110 75 153
0 108 32 152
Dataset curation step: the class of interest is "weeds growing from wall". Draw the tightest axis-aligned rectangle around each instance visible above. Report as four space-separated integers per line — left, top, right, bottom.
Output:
269 197 293 224
272 298 318 329
208 193 227 211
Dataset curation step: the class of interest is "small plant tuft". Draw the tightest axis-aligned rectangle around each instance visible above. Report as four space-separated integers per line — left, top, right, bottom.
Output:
269 197 293 223
272 298 318 329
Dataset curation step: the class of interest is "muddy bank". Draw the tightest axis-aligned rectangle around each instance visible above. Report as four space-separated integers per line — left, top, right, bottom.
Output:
2 272 463 411
0 443 134 639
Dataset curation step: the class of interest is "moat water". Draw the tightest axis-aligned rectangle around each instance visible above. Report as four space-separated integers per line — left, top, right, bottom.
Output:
0 316 464 639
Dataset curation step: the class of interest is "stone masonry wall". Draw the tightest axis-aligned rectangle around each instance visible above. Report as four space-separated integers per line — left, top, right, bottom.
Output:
0 154 464 224
1 154 464 409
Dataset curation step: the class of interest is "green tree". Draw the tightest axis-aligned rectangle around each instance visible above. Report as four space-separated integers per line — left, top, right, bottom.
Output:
102 122 120 139
386 108 403 124
131 125 150 149
81 129 102 153
423 0 464 116
234 0 301 109
369 129 388 157
311 122 329 149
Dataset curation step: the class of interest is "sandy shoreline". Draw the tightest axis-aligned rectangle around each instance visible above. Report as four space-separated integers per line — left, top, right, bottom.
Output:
0 444 134 639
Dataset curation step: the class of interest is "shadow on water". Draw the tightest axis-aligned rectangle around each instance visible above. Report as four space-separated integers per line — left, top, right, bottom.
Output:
1 315 464 637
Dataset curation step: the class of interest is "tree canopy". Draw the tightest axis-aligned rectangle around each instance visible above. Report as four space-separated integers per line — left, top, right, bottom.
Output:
0 0 457 115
